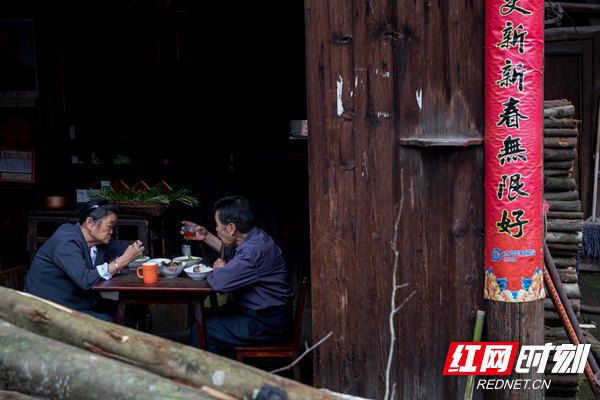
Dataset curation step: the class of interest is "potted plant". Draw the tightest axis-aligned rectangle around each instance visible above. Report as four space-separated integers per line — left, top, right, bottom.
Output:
93 184 198 216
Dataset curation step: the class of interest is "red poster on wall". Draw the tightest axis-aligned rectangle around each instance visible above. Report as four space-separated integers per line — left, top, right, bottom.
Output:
484 0 544 302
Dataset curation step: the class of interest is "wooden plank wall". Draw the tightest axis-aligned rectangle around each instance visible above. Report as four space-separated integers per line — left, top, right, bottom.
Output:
305 0 395 395
305 0 486 398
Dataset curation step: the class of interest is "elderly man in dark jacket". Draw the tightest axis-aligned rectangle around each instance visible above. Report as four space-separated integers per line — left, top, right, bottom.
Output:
24 199 144 321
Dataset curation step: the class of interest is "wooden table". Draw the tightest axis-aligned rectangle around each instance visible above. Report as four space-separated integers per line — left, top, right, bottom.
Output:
92 269 215 349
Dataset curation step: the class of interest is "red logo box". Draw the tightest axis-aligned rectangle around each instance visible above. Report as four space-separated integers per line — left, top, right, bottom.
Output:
442 342 519 375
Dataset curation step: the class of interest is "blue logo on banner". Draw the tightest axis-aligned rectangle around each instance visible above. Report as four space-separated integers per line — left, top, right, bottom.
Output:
492 248 502 262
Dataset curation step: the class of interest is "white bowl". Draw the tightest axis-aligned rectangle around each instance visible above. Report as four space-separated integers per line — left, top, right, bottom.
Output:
158 264 184 278
184 264 213 281
172 255 203 268
128 256 150 270
147 258 172 267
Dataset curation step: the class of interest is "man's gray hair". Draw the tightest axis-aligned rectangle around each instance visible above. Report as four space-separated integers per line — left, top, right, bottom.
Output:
78 199 118 225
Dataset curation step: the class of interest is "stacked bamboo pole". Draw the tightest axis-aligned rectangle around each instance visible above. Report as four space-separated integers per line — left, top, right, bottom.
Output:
543 100 584 398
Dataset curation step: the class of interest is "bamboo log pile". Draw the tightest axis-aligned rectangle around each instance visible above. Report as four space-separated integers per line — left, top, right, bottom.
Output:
543 100 583 398
0 287 342 400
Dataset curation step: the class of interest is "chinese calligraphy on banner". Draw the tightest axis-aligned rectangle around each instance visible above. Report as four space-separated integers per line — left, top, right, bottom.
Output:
484 0 544 302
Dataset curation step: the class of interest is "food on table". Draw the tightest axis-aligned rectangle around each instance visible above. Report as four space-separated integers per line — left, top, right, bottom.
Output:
193 264 211 273
128 256 150 270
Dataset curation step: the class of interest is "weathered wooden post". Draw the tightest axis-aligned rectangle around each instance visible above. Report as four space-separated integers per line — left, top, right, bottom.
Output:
306 0 487 398
484 0 545 398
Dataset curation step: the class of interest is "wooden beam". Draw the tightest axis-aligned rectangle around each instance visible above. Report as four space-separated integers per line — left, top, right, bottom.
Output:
544 170 571 178
546 211 584 219
544 177 577 192
543 105 575 118
0 287 339 400
547 200 582 212
0 321 211 400
0 391 39 400
544 161 576 170
545 218 583 231
544 120 578 129
556 2 600 14
486 301 544 399
557 267 578 283
398 138 483 147
552 257 577 268
581 304 600 315
545 231 582 244
544 191 579 201
543 137 578 148
544 99 572 108
545 26 600 41
547 242 582 251
543 128 579 137
544 148 577 161
545 298 580 312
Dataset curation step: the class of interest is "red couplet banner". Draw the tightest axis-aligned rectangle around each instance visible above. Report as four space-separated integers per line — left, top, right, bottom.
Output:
484 0 544 302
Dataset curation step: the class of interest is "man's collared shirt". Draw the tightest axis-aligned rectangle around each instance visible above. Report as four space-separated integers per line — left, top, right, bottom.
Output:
207 227 292 311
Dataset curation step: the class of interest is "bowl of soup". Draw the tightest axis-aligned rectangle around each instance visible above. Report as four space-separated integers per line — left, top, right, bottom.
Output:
158 261 185 278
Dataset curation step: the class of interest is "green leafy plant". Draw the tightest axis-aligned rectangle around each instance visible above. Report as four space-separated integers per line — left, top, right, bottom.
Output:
93 187 198 208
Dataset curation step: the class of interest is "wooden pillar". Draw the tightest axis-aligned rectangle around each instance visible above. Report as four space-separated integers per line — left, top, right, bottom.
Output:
485 301 545 400
483 0 545 397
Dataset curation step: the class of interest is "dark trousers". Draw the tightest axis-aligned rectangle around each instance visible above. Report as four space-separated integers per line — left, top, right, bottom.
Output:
85 310 114 322
192 305 291 355
85 297 143 328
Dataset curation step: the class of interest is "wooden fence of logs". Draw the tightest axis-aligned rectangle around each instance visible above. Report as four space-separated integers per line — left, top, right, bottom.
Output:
542 100 584 398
